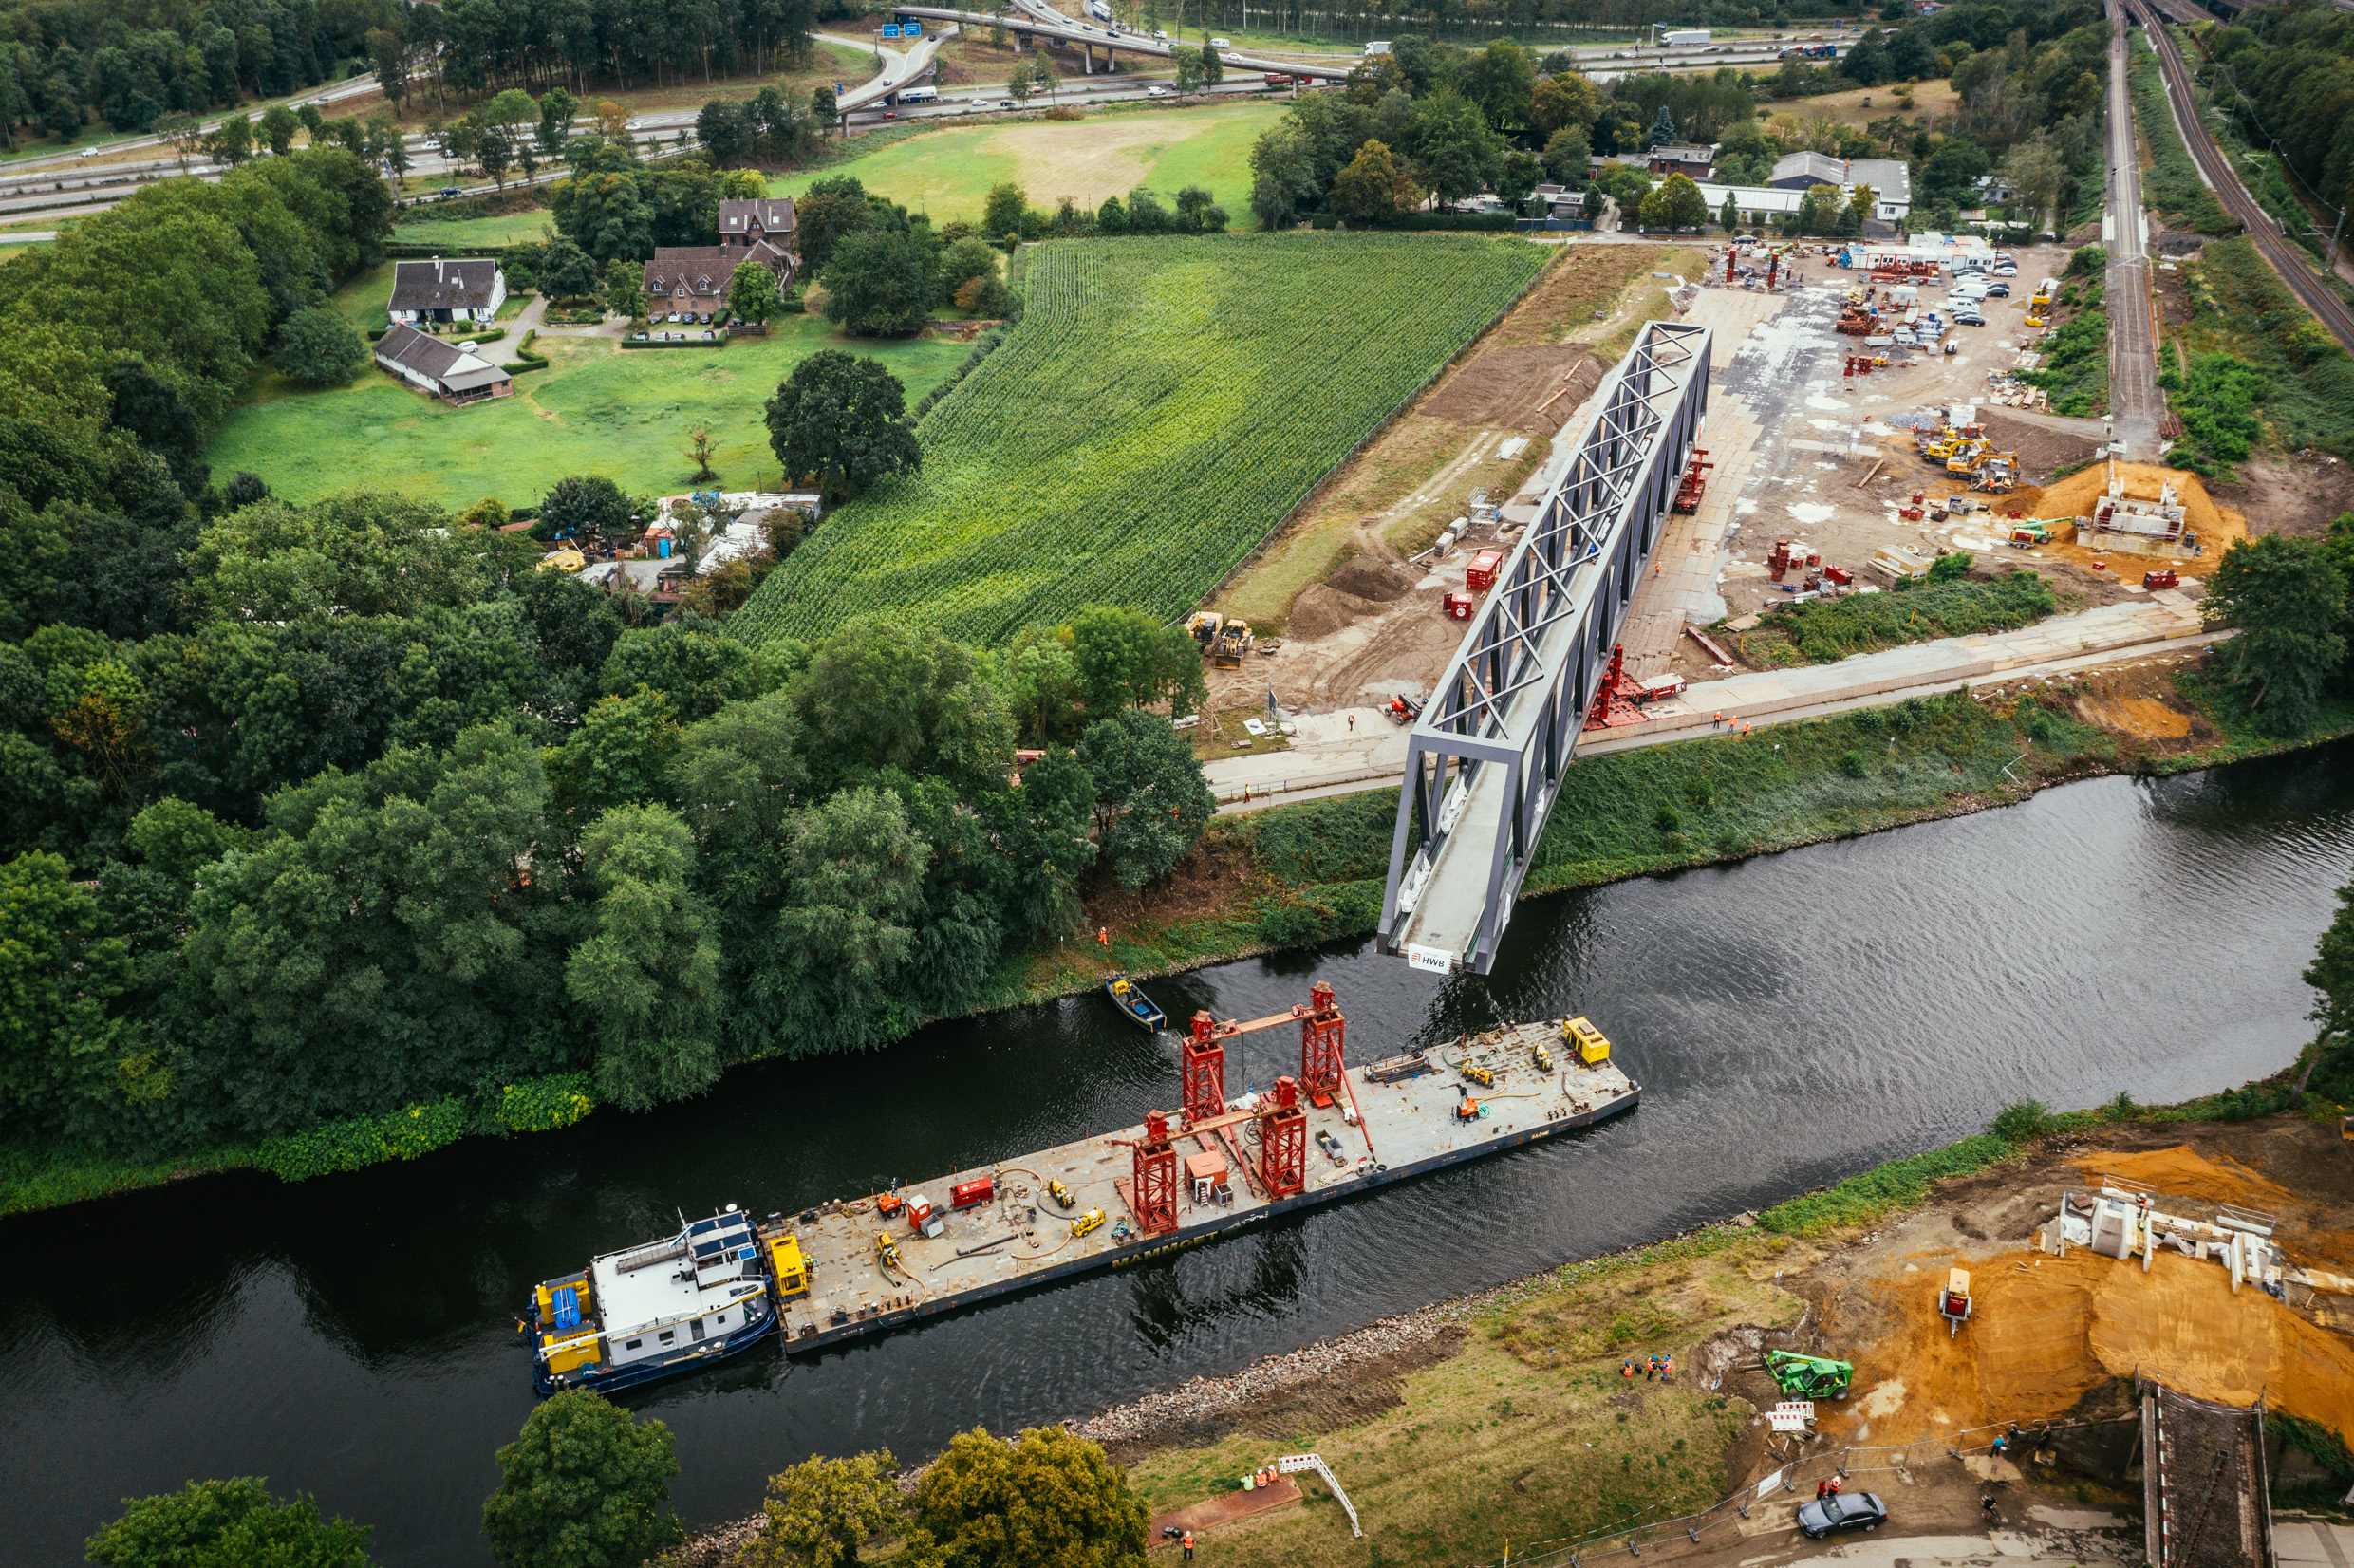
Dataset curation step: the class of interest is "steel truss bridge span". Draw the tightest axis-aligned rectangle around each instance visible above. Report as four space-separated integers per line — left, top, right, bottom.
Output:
1378 319 1713 976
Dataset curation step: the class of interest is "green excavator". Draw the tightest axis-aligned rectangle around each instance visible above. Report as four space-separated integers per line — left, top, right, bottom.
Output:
1764 1350 1853 1399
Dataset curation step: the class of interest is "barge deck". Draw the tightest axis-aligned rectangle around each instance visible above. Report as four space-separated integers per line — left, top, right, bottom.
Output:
757 1019 1638 1356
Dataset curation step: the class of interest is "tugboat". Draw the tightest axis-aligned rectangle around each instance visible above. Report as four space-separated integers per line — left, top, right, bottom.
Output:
1103 972 1166 1031
522 1204 809 1396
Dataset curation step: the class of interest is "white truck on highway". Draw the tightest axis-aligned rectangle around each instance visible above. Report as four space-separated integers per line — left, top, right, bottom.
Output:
1663 28 1709 46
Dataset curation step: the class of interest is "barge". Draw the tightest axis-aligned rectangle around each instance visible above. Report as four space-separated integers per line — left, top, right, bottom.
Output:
524 986 1637 1389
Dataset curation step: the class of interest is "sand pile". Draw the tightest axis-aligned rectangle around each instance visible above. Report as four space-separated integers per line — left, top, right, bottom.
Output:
1287 584 1383 639
1327 555 1416 603
2028 460 2234 538
2073 1147 2299 1212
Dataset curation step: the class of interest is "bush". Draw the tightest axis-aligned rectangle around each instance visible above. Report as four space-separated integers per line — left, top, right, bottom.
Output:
274 306 369 386
1836 749 1868 778
1750 572 2055 663
253 1095 472 1181
499 1073 598 1134
1760 1133 2016 1235
1989 1098 2053 1142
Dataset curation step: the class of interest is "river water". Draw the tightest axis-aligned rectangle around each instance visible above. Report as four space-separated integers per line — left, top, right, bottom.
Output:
7 746 2351 1565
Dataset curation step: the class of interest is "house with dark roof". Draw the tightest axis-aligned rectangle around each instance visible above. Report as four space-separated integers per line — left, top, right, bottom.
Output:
373 323 513 404
643 241 793 321
719 197 796 253
1646 143 1716 177
387 258 507 326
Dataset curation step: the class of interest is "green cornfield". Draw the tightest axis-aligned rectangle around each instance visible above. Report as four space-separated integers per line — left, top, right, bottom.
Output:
732 233 1548 647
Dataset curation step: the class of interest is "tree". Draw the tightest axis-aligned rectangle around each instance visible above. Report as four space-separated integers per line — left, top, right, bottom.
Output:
1582 181 1606 220
537 236 601 299
206 114 252 167
537 88 578 158
981 181 1029 244
481 1391 682 1568
729 259 781 324
1498 152 1542 210
2297 880 2354 1094
937 235 1000 301
795 176 874 275
0 849 133 1143
685 427 717 484
1199 41 1224 86
1078 707 1215 889
367 27 410 108
1331 139 1412 224
551 686 683 821
697 99 752 165
1532 70 1599 137
478 126 514 189
259 104 299 157
914 1426 1150 1568
2201 533 2346 735
819 224 941 335
811 84 838 129
272 307 367 386
1541 125 1590 185
86 1478 374 1568
538 475 637 548
604 256 646 319
1170 44 1205 94
1069 605 1200 715
740 1451 902 1568
1840 26 1893 85
765 350 922 501
565 802 722 1111
1636 173 1709 233
1720 190 1739 233
1999 138 2069 232
1648 104 1676 148
1413 89 1504 208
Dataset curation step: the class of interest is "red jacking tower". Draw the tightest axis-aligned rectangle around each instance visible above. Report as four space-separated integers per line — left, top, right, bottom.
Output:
1257 1076 1307 1198
1184 981 1349 1121
1116 1111 1179 1236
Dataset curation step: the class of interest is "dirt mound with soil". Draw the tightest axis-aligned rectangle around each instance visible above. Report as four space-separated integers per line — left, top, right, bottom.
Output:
1973 410 2104 478
1326 554 1417 603
2027 460 2233 537
1287 583 1384 639
1419 344 1603 431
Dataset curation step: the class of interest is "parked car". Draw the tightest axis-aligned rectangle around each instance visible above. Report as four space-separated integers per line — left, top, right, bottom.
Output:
1952 309 1986 327
1798 1493 1886 1540
1986 280 2011 296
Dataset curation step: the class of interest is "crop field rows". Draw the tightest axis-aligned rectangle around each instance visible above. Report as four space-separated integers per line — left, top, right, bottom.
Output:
734 233 1549 646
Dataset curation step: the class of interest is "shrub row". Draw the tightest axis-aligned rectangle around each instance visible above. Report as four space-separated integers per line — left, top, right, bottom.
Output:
251 1072 600 1182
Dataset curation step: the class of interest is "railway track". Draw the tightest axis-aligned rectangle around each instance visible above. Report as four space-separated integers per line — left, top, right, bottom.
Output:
2125 0 2354 353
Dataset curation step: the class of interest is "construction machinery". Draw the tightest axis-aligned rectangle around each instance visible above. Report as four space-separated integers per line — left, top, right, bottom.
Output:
2024 310 2047 329
1385 693 1425 725
1835 308 1875 335
873 1230 903 1273
1212 619 1255 668
1938 1266 1973 1337
2143 568 2180 590
2008 523 2050 549
1765 1350 1853 1399
1186 610 1224 650
1971 455 2018 494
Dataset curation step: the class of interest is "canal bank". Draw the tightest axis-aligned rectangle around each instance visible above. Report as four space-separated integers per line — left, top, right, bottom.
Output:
4 740 2351 1565
6 649 2350 1222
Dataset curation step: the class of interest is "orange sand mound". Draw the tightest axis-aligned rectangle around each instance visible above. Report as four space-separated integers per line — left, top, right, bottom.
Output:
2068 1146 2301 1214
2029 461 2230 535
1835 1247 2354 1451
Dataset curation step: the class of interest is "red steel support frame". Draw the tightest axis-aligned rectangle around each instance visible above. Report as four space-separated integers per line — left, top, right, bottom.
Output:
1130 1111 1178 1235
1183 1011 1227 1125
1260 1077 1306 1199
1298 981 1346 1107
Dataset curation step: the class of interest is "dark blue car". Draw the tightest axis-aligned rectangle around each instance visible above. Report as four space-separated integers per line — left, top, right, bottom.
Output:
1797 1491 1887 1540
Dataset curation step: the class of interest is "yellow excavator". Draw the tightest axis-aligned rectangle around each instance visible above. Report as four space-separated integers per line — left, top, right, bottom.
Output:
1213 619 1256 668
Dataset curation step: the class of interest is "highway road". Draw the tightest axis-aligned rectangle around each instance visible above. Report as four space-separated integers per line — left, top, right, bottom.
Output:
2126 0 2354 352
2103 0 2164 458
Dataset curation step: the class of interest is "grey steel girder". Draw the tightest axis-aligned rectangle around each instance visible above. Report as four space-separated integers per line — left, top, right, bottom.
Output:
1378 319 1712 975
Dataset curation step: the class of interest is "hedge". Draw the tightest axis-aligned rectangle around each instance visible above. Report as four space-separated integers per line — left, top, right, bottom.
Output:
250 1071 602 1182
621 331 729 349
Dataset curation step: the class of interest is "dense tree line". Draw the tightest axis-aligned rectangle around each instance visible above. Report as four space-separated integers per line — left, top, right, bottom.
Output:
0 453 1215 1167
84 1393 1151 1568
0 0 403 143
2201 0 2354 241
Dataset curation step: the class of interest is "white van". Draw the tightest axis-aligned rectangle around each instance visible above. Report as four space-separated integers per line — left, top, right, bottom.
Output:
1952 277 1989 300
1211 35 1231 47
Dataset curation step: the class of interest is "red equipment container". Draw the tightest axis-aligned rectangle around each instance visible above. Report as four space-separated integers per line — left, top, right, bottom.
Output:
1823 565 1854 586
1444 591 1474 620
1466 549 1504 592
2143 569 2179 590
950 1177 995 1209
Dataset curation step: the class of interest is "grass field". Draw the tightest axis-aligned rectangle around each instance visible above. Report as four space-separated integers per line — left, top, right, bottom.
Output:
766 98 1283 226
207 309 971 509
391 206 562 249
732 232 1549 647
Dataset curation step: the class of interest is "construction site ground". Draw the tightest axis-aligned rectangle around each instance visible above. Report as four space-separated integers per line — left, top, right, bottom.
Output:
1113 1111 2354 1568
1192 239 2260 809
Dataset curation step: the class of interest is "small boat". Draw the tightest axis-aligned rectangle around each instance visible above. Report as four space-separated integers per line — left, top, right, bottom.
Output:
1104 972 1166 1030
522 1204 810 1396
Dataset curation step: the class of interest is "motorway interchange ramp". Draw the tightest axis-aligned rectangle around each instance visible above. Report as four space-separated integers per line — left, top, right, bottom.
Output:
1379 320 1711 976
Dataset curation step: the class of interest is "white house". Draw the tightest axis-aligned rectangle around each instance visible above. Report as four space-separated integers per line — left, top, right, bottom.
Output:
373 323 513 404
388 258 507 326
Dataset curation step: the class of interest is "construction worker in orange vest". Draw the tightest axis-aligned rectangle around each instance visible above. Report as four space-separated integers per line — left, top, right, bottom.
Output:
1182 1528 1195 1560
1098 925 1110 947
